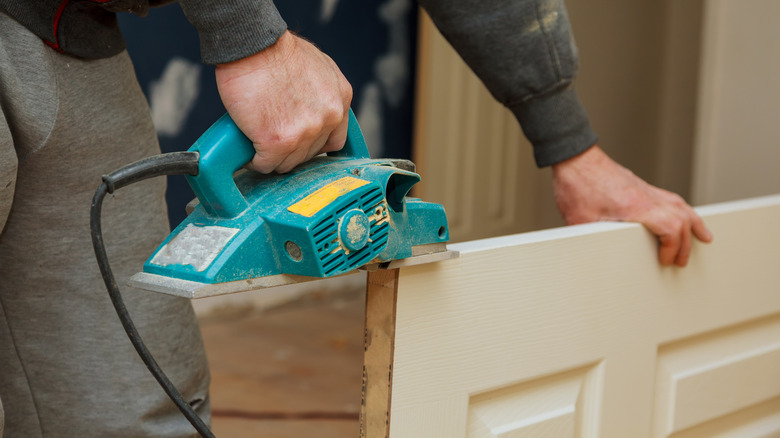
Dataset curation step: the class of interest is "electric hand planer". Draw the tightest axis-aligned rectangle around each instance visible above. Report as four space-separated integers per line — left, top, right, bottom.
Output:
129 110 455 298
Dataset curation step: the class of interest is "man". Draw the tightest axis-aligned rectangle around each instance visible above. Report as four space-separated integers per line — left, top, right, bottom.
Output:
0 0 710 436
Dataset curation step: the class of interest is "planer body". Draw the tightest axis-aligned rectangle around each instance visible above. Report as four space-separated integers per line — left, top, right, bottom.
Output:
129 110 453 298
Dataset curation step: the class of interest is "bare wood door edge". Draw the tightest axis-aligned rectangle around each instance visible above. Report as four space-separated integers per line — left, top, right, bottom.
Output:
361 268 400 438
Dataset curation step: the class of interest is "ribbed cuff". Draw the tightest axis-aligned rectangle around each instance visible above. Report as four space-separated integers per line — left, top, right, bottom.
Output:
510 87 598 168
179 0 288 65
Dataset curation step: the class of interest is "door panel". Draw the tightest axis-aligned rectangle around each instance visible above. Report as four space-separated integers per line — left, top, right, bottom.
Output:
386 196 780 437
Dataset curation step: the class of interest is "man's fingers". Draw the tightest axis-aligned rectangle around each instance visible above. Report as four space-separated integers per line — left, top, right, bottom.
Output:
691 212 713 243
645 210 699 267
675 224 692 267
275 146 312 174
253 121 342 174
251 149 286 174
251 134 308 174
657 228 680 266
321 110 350 153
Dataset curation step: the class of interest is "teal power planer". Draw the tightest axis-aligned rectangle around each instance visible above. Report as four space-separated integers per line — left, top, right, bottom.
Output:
129 110 455 298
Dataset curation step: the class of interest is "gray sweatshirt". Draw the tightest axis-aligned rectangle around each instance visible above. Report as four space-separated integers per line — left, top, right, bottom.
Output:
419 0 598 166
0 0 596 166
0 0 286 63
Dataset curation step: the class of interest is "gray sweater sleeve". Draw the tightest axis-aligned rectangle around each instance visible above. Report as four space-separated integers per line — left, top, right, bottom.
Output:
418 0 598 167
178 0 287 65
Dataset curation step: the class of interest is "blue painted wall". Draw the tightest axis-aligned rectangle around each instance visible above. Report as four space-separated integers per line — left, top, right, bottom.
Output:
118 1 418 227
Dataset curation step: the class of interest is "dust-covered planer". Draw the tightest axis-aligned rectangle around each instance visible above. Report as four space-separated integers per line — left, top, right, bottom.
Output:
129 110 455 298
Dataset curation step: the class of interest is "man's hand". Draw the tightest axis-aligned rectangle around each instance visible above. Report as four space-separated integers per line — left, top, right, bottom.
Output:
552 145 713 267
215 31 353 174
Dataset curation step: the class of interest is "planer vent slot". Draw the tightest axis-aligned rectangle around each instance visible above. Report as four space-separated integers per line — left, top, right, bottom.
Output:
313 185 389 277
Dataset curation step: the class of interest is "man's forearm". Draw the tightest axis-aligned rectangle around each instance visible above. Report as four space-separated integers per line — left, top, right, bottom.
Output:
418 0 597 166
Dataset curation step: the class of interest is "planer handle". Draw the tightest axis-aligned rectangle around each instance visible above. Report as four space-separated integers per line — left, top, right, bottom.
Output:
186 109 370 218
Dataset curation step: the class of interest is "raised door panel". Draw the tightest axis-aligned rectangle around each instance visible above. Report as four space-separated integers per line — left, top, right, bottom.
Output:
653 316 780 437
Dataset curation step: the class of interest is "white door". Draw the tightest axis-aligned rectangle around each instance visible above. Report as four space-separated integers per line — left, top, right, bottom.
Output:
385 196 780 437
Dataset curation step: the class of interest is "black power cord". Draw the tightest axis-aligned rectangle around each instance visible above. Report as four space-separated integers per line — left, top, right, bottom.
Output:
90 151 216 438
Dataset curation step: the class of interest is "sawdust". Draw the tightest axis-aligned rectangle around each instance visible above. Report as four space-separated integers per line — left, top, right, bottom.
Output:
346 215 367 244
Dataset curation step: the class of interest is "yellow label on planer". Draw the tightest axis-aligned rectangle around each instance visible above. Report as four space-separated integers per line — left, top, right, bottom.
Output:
287 176 370 217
